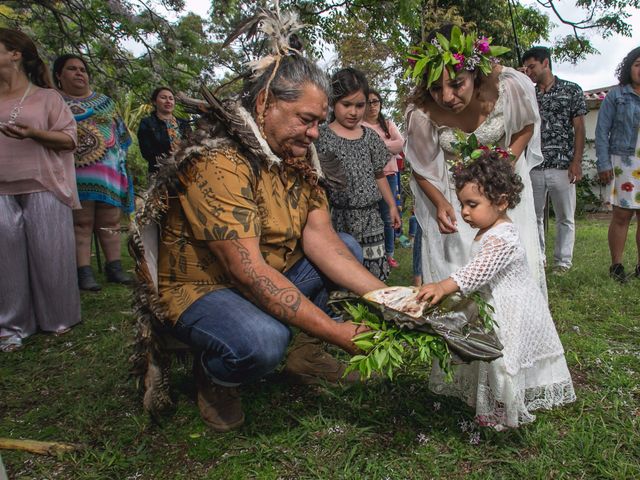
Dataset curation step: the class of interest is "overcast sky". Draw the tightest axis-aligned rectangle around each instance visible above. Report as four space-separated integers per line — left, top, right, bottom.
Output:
181 1 638 91
532 3 640 91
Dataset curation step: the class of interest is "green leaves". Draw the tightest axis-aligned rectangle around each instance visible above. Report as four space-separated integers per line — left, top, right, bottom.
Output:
470 292 497 332
489 46 511 57
342 303 453 382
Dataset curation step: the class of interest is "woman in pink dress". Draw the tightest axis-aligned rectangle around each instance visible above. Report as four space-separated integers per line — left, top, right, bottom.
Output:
0 28 81 352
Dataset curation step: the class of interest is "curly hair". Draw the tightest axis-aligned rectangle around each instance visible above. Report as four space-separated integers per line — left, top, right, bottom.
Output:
615 46 640 86
453 152 523 209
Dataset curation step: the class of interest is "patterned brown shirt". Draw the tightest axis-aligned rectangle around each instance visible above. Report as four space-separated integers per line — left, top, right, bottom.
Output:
157 147 329 322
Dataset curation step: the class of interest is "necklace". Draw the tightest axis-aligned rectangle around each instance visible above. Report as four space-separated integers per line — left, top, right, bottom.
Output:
4 82 32 125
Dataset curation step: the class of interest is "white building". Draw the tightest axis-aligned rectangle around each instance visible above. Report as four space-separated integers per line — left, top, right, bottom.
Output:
582 85 617 211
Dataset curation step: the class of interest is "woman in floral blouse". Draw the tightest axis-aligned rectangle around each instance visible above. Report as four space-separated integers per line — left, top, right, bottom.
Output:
595 46 640 282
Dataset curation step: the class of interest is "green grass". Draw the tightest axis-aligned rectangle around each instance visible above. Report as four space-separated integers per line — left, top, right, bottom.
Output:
1 217 639 479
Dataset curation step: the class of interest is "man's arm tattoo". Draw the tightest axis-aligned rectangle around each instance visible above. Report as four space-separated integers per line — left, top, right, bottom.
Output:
230 240 302 321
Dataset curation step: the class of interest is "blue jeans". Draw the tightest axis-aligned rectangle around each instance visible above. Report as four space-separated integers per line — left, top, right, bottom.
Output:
171 233 363 386
408 214 418 237
378 175 398 256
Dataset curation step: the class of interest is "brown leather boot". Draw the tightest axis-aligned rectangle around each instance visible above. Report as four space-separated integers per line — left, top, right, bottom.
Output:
194 360 244 432
283 332 360 385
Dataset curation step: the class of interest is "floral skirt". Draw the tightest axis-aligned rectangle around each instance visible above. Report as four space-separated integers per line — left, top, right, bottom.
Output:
611 153 640 209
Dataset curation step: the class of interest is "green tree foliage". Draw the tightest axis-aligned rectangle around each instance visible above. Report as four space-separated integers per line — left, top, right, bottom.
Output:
535 0 640 63
0 0 215 99
1 0 637 125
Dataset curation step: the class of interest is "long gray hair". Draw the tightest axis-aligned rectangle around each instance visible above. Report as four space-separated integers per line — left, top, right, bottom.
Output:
240 53 330 114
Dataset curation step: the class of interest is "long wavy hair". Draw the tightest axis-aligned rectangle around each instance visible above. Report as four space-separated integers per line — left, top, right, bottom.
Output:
0 28 52 88
240 49 330 188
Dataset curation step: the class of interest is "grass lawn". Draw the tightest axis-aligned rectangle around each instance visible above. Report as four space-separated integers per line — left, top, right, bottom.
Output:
1 217 639 479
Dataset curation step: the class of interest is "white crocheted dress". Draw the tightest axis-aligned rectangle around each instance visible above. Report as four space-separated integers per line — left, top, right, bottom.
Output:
429 222 575 429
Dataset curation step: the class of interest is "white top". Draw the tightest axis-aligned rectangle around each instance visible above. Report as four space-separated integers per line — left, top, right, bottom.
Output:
451 222 561 375
404 66 546 297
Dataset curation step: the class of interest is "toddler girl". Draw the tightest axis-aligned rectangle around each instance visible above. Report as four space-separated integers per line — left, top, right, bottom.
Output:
418 150 576 430
316 68 400 280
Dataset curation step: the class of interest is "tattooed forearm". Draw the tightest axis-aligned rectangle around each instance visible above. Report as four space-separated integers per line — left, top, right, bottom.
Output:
230 240 302 322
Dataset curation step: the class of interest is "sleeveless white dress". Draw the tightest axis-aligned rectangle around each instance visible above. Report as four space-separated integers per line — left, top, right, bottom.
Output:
405 67 547 298
430 222 575 429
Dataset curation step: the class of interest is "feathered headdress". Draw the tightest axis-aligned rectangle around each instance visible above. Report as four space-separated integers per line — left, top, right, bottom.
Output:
222 1 306 80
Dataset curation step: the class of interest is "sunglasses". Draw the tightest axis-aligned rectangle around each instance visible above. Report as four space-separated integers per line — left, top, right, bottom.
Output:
368 99 381 105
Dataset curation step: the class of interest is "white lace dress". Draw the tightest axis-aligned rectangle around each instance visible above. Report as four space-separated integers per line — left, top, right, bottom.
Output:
429 222 576 429
405 67 547 299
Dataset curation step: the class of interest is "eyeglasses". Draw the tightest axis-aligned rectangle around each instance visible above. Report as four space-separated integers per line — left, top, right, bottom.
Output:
368 99 380 106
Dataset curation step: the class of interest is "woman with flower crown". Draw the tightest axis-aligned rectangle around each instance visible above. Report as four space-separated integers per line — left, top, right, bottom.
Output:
404 24 547 299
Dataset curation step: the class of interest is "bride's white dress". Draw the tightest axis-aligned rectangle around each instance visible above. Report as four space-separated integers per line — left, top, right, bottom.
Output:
430 222 575 428
405 67 547 298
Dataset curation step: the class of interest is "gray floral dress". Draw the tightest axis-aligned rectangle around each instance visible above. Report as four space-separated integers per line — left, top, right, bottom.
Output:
316 125 390 280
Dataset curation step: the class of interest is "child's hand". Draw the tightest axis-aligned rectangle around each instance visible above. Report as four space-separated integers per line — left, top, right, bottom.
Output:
417 282 446 305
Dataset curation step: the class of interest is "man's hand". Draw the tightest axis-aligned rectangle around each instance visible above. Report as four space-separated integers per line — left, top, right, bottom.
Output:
336 321 370 355
598 169 614 185
568 161 582 184
436 200 458 234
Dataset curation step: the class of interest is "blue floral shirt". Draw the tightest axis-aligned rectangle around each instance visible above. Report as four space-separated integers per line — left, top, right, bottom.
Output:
534 77 587 170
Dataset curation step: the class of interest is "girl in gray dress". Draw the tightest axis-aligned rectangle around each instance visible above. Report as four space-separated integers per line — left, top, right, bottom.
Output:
316 68 401 280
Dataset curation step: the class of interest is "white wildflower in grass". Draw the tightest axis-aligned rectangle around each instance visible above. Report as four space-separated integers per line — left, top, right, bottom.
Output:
416 433 430 445
433 401 441 412
572 325 581 333
64 342 73 348
458 419 472 432
328 425 344 435
469 432 481 445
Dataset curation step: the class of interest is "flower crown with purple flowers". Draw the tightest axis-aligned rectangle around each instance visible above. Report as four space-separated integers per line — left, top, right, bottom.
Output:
448 131 514 176
406 26 510 88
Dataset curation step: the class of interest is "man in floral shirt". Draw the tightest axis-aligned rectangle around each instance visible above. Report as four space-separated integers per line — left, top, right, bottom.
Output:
522 47 587 274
